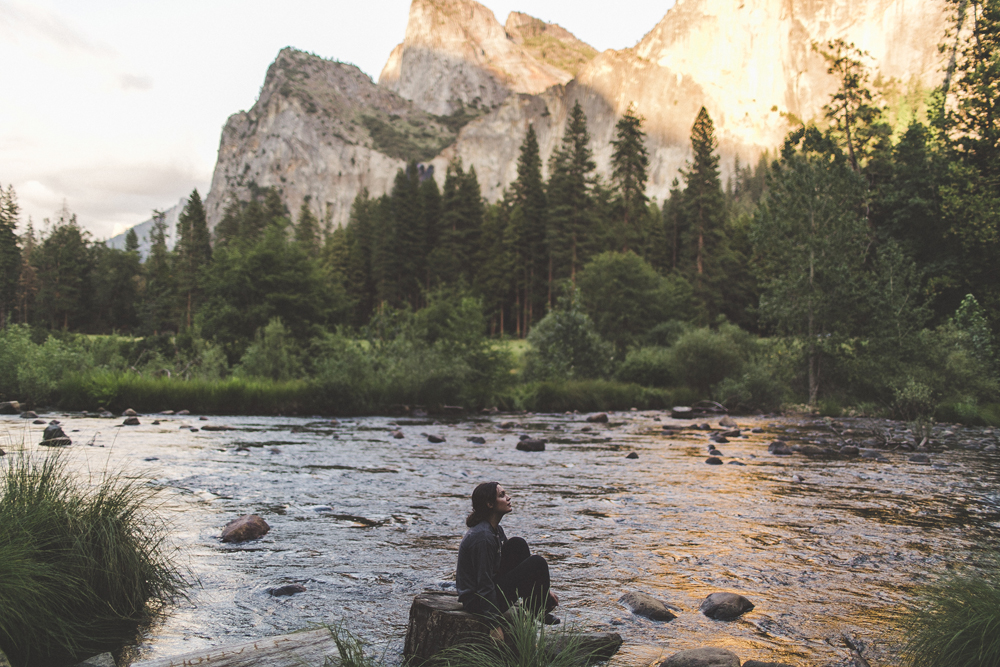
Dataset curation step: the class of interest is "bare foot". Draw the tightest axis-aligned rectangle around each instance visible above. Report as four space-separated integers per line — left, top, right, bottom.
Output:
490 626 505 642
547 591 559 611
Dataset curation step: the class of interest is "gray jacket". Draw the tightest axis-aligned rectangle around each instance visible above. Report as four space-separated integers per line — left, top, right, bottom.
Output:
455 520 507 616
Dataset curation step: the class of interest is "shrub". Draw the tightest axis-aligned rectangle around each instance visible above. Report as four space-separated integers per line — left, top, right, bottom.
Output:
517 380 672 412
235 318 304 381
667 324 750 396
713 359 787 413
524 296 614 381
900 558 1000 667
0 450 184 666
615 347 674 387
0 325 87 406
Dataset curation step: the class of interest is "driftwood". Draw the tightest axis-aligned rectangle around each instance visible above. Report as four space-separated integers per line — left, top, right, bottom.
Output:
132 628 339 667
403 590 623 664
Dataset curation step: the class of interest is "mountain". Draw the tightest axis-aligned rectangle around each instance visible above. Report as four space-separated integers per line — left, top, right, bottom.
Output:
106 197 186 260
203 0 950 231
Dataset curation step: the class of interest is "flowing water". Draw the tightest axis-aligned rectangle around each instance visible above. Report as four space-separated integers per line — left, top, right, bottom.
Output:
2 411 999 666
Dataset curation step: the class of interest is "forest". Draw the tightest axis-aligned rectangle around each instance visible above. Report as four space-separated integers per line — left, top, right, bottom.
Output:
0 1 998 421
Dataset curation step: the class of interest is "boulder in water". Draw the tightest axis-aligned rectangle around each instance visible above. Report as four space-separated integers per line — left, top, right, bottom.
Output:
40 423 71 447
20 411 38 419
123 416 140 426
221 514 270 543
705 456 723 465
658 647 741 667
719 416 737 427
586 412 609 423
0 401 20 414
743 661 796 667
268 584 307 596
123 408 137 416
699 592 754 620
467 436 486 444
391 430 405 439
427 434 446 443
516 438 545 452
619 591 677 621
626 452 639 459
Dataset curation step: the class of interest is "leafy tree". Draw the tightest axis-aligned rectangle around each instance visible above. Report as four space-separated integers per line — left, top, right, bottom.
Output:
523 291 614 381
33 206 93 331
234 317 304 380
577 251 693 356
175 189 211 329
610 104 650 251
0 185 21 328
547 101 598 286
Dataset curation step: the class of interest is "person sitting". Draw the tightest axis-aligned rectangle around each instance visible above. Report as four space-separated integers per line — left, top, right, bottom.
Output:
455 481 559 630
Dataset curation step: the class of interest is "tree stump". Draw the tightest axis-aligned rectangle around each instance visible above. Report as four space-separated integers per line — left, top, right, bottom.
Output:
403 590 488 662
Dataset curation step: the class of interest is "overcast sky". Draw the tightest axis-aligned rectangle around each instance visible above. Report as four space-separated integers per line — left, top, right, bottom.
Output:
0 0 674 239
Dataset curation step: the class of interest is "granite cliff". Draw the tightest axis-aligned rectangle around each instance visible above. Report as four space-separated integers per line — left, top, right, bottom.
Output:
204 0 951 230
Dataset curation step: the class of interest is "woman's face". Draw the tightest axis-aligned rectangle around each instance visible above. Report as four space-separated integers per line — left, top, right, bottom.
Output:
492 485 513 515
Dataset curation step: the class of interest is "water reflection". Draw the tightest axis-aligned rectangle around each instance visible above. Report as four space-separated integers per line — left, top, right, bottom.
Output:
1 411 998 665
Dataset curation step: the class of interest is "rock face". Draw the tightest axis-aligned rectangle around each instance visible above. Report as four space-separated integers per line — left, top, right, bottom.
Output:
221 514 271 543
205 0 949 233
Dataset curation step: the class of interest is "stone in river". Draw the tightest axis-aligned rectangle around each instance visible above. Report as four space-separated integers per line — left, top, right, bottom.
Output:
751 428 764 433
768 442 793 456
221 514 270 543
32 419 45 424
516 438 545 452
719 416 737 427
720 429 740 438
619 591 677 621
909 453 931 463
160 410 175 415
499 420 517 429
20 411 38 419
705 456 723 465
708 449 723 457
177 409 190 415
467 436 486 444
0 400 20 414
0 449 5 457
840 445 859 457
658 647 741 667
743 661 796 667
586 412 609 423
123 408 137 416
798 444 825 456
123 416 140 426
427 434 446 443
699 592 754 620
391 430 405 439
727 460 746 466
626 452 639 459
40 423 71 446
711 436 729 444
269 584 307 596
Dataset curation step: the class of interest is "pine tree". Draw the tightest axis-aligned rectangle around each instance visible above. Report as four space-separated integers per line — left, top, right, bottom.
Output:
295 199 321 258
142 211 176 334
475 200 515 335
508 125 548 332
215 201 243 247
17 219 38 324
387 163 423 308
175 189 212 329
434 160 483 288
610 104 650 251
125 227 140 254
33 205 93 330
818 40 883 173
0 184 21 328
418 173 442 293
547 101 597 290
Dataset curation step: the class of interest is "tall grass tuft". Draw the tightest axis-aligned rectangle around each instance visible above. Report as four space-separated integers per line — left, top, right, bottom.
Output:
321 624 387 667
899 558 1000 667
430 606 599 667
0 450 185 666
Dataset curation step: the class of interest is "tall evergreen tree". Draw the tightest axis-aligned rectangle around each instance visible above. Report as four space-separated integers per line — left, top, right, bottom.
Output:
818 40 884 173
418 173 442 292
387 163 423 308
17 219 38 325
142 211 176 334
0 185 21 328
33 206 93 331
434 160 483 288
547 101 597 290
508 125 548 332
475 200 515 335
175 189 212 329
610 104 650 251
295 199 321 259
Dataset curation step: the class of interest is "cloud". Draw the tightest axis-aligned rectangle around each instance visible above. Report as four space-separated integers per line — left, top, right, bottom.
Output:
119 73 153 91
0 1 117 59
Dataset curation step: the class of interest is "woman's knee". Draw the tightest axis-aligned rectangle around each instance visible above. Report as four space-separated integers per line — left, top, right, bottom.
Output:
504 537 530 562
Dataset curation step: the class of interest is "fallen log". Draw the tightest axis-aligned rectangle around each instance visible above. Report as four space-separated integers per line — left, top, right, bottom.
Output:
132 628 338 667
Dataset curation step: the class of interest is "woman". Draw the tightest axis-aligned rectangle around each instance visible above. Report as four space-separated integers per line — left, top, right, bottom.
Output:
455 481 559 625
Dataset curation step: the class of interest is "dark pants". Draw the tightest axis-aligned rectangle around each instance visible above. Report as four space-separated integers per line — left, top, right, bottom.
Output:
495 537 551 614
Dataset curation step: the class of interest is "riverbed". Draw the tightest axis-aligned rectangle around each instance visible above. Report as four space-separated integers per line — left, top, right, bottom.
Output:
2 410 999 666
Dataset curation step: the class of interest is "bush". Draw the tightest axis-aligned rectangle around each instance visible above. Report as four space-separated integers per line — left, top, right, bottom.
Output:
615 347 674 387
0 450 184 666
900 558 1000 667
235 318 304 381
667 324 751 396
0 325 87 406
713 359 787 413
524 295 614 381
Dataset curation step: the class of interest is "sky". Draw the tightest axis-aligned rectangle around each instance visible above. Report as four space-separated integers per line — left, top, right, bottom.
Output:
0 0 674 240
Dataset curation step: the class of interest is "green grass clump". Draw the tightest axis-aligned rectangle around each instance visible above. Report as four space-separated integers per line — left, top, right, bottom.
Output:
900 558 1000 667
517 380 674 413
0 450 184 666
430 606 601 667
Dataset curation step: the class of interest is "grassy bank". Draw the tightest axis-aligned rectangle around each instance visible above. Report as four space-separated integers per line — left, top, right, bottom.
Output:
0 450 184 666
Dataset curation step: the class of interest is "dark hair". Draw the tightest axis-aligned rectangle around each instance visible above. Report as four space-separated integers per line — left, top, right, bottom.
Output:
466 481 500 527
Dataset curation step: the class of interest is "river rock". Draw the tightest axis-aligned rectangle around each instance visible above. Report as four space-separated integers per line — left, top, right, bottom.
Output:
74 653 115 667
699 592 754 620
711 436 729 444
705 456 723 465
160 409 175 415
221 514 271 543
202 425 237 431
391 430 405 439
720 429 740 438
20 410 38 419
123 416 140 426
671 406 693 419
619 591 677 621
177 409 190 415
798 444 825 456
269 584 307 596
99 410 113 418
517 438 545 452
42 423 70 443
0 400 20 414
840 445 860 457
499 420 517 428
427 434 445 443
742 661 796 667
708 449 723 457
32 419 45 424
768 442 793 456
751 428 764 433
586 412 609 423
909 453 930 463
0 448 5 457
123 408 137 416
658 647 741 667
719 416 737 427
626 452 639 459
467 436 486 444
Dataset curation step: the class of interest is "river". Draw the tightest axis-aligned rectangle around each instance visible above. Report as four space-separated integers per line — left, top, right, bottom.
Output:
2 410 999 666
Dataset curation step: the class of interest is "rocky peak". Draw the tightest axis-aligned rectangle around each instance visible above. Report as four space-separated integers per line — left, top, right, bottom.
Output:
504 12 598 77
378 0 585 115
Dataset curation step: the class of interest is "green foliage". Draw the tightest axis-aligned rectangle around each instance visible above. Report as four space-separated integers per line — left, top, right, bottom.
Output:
610 104 650 251
615 346 674 387
900 557 1000 667
0 183 21 328
0 325 86 404
577 251 693 355
0 450 184 666
359 113 456 163
235 318 305 381
523 294 614 381
668 324 754 396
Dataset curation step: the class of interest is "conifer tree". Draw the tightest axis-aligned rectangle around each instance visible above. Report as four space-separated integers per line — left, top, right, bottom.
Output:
295 199 321 258
142 211 176 334
125 227 140 254
33 205 93 331
418 173 442 292
508 125 548 331
175 189 212 328
215 201 243 247
0 184 21 328
435 160 483 287
548 101 597 289
475 200 514 335
388 163 423 308
610 104 650 251
17 219 38 324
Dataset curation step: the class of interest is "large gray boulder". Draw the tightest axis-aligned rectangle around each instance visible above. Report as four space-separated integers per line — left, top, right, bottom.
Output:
0 401 20 414
700 592 754 620
658 647 741 667
619 591 677 621
221 514 271 543
41 423 71 447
